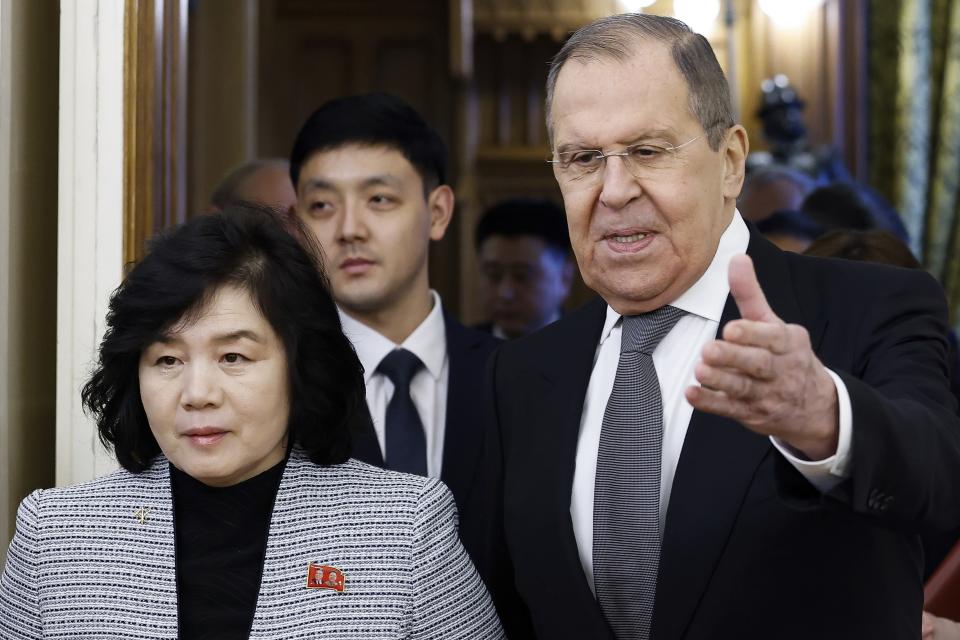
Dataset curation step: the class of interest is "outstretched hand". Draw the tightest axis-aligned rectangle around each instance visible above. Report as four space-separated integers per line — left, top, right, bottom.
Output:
923 611 960 640
685 255 839 460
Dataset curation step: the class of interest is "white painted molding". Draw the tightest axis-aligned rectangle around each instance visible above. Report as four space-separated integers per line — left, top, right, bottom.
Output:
56 0 125 486
0 0 14 548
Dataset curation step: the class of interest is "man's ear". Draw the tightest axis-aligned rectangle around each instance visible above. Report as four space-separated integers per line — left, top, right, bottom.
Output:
722 125 749 201
427 184 455 241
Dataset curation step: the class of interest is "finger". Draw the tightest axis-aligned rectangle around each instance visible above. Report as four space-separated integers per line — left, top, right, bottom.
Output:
729 254 778 323
702 340 776 379
695 362 761 399
720 320 791 355
685 384 752 424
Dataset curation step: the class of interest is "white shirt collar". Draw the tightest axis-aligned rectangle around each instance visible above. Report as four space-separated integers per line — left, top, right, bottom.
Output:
337 290 447 382
598 210 750 344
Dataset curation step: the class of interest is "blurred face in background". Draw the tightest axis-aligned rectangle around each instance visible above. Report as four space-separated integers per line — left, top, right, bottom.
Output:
738 175 807 223
294 144 453 320
236 164 298 212
139 285 290 487
477 234 573 338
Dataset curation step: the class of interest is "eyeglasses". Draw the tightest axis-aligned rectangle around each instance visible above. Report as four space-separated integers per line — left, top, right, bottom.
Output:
547 135 702 184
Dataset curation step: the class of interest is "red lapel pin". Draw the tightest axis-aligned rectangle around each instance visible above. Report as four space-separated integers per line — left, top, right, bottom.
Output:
306 562 346 592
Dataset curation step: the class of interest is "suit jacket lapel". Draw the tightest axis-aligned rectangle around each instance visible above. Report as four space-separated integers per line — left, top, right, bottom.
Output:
129 458 180 636
654 229 816 639
534 298 614 631
440 315 486 509
350 402 385 467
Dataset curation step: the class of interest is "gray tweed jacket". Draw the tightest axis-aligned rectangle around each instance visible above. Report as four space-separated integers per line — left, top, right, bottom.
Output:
0 450 504 639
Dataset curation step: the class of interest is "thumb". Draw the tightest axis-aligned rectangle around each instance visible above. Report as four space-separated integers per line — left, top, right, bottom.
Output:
729 254 776 322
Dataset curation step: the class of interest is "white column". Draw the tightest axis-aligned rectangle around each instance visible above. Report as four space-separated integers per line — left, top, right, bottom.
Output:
56 0 125 485
0 0 13 546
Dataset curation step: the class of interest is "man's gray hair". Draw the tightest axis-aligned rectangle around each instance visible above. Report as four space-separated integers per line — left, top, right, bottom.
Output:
545 13 735 150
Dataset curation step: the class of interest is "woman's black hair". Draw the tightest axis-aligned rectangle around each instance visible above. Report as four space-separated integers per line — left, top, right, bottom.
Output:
81 204 365 472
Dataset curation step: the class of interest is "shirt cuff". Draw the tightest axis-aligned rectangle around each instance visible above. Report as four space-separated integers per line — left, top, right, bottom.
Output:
770 368 853 493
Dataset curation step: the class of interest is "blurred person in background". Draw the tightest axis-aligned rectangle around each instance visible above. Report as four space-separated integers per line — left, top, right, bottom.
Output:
754 208 823 253
803 228 920 267
802 181 910 242
738 165 815 223
210 158 297 212
474 198 575 339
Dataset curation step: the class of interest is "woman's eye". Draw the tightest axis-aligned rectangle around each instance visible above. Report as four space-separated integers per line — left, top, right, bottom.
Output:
222 353 246 364
157 356 179 367
309 201 332 213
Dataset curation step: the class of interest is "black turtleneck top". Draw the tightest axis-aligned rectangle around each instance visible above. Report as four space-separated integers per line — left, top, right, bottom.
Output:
171 458 286 640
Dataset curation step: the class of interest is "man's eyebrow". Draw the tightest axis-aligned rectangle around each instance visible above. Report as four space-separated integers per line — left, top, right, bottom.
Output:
359 175 402 189
554 129 679 153
554 141 597 154
625 129 679 144
303 178 336 192
303 175 402 191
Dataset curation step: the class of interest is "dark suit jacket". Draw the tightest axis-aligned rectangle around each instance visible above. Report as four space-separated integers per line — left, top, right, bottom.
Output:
471 230 960 640
351 312 501 521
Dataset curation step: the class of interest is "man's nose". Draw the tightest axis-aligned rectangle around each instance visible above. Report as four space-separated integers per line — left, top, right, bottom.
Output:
338 202 367 242
598 155 643 211
497 278 517 301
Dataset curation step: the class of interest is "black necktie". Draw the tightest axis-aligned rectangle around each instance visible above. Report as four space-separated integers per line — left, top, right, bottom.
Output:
593 306 686 640
377 348 427 476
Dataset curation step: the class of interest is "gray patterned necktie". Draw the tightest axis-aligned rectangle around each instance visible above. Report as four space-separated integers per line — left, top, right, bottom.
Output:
593 305 686 640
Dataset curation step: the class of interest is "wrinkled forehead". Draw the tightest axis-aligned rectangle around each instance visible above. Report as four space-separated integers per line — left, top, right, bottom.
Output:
550 40 694 148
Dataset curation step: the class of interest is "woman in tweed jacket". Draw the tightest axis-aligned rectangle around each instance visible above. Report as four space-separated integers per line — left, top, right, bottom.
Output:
0 206 503 640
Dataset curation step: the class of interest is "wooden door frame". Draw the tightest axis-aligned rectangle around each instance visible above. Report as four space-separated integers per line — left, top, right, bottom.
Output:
123 0 187 265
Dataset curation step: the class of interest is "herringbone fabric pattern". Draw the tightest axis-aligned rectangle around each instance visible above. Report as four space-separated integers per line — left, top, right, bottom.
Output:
0 452 504 639
593 306 685 640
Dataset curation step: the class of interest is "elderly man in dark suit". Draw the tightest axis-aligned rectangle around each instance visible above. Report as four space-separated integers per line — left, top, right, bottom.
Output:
472 13 960 640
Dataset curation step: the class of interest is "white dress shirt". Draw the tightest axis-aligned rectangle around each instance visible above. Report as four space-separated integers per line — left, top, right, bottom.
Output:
338 291 449 478
570 211 853 592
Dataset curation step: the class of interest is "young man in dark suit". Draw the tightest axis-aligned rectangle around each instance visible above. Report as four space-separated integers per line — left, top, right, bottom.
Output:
472 13 960 640
289 93 499 518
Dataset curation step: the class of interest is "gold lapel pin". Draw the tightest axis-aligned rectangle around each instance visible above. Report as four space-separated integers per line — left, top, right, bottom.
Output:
133 506 150 524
